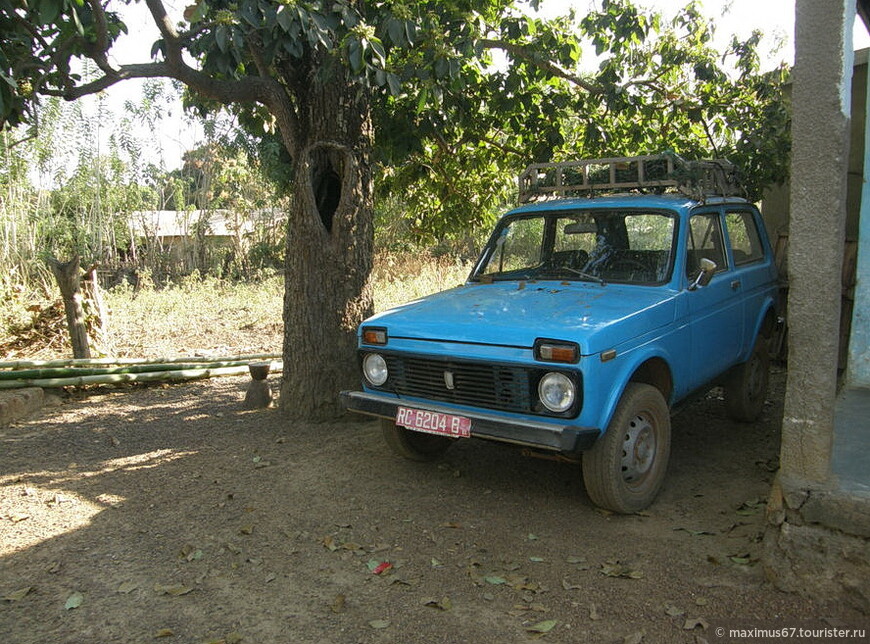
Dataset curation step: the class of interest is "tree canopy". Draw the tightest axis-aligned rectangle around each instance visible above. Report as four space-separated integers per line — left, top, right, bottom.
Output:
0 0 790 417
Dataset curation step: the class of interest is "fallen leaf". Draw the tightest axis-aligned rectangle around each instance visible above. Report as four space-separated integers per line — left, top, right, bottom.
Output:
683 617 709 630
154 628 174 637
441 522 462 529
624 630 645 644
423 597 452 611
371 561 392 575
117 581 138 594
9 513 30 523
674 528 716 537
64 592 83 610
239 525 253 535
154 584 193 596
46 561 61 574
695 597 708 606
729 555 751 565
664 603 685 617
525 619 557 634
4 587 32 602
566 555 586 564
528 533 539 541
529 556 546 563
368 619 390 629
484 576 506 585
321 535 339 551
430 558 443 568
600 561 643 579
226 633 242 644
561 578 582 591
589 603 601 621
331 594 346 613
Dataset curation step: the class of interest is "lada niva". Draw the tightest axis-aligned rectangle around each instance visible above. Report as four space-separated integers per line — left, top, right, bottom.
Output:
341 155 779 513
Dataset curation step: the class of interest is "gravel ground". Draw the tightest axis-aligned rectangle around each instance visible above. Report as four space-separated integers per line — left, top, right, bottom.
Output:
0 369 868 643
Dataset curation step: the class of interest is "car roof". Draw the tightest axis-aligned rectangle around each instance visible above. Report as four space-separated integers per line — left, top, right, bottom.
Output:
504 194 750 217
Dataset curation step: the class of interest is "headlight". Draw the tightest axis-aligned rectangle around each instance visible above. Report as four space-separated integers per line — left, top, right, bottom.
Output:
538 372 575 413
362 353 388 386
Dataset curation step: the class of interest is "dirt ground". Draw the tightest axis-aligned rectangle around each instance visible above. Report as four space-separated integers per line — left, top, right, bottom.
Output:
1 368 868 644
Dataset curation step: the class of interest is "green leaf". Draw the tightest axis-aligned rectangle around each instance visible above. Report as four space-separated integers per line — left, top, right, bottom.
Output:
526 619 557 633
368 619 390 629
36 0 63 25
276 6 294 32
484 576 506 585
4 587 32 602
64 592 83 610
216 25 229 53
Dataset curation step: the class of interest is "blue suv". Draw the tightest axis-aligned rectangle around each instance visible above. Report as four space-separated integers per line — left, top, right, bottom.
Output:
341 156 779 513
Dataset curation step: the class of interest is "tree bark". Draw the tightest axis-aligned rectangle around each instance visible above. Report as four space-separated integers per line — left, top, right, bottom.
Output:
279 63 374 421
47 255 92 359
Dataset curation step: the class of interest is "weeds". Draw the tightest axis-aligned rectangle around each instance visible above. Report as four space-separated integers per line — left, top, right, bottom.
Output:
0 253 475 360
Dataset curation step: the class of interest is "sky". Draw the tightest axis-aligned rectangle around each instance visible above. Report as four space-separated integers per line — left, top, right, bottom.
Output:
72 0 870 173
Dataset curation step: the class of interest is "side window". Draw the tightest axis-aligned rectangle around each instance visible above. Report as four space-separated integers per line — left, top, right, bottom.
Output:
725 211 764 265
686 213 727 277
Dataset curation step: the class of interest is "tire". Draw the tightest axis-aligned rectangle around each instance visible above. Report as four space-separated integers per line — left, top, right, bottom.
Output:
724 335 770 423
381 418 453 462
582 383 671 514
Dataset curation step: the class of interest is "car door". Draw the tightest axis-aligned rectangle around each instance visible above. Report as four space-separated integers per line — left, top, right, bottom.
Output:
684 207 745 387
722 207 774 347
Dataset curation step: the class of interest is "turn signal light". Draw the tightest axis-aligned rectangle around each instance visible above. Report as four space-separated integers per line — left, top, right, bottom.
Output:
534 339 580 364
362 327 388 345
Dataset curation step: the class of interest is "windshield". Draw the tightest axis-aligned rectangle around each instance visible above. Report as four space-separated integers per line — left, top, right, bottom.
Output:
472 210 677 285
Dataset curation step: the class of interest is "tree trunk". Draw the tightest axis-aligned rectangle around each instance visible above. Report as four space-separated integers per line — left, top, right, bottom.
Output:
47 255 91 359
279 67 375 421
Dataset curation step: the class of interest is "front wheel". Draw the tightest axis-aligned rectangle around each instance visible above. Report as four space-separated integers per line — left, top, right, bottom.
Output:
724 335 770 423
381 418 454 462
582 383 671 514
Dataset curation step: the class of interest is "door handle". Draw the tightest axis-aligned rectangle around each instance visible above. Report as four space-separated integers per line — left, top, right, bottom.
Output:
731 280 741 290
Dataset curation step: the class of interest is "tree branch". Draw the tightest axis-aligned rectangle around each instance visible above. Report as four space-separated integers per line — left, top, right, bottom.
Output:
479 38 604 94
42 0 304 154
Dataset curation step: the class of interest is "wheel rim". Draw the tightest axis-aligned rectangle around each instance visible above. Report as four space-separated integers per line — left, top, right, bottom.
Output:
620 413 657 487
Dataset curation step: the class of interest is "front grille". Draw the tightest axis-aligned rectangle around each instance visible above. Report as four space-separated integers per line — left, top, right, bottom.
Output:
383 355 533 413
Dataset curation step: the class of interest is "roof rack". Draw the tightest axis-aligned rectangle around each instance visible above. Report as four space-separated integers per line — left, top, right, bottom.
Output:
517 154 743 203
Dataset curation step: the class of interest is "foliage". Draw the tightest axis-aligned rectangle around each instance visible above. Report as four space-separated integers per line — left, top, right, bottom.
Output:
0 0 791 416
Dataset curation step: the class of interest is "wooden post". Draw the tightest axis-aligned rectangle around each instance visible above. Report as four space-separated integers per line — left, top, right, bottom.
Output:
46 255 91 359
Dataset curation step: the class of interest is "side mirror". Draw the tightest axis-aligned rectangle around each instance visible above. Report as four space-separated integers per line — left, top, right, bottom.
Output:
689 257 717 290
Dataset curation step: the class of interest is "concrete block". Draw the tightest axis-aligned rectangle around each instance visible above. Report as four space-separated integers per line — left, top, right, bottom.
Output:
0 388 45 425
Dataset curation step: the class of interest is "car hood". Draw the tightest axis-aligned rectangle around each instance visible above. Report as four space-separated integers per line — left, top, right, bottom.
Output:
365 281 677 355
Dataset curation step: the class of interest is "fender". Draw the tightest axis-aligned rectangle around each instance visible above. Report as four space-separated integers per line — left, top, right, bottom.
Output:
744 295 778 359
588 343 677 433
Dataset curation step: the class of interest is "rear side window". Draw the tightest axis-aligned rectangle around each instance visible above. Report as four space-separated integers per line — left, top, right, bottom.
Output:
725 211 765 265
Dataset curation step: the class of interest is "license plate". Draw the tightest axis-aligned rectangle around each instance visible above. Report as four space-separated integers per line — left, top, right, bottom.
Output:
396 407 471 438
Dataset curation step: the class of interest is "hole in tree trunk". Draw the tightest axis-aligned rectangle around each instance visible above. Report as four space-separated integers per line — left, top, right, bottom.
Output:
311 154 342 233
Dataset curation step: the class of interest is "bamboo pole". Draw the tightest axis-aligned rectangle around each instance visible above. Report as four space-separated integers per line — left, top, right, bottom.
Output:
0 353 281 370
0 360 273 380
0 363 283 389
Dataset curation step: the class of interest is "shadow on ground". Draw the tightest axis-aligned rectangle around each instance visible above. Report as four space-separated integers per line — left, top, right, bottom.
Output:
1 371 866 643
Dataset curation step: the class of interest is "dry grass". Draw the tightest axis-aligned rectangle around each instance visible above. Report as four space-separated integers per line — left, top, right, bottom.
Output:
0 254 474 360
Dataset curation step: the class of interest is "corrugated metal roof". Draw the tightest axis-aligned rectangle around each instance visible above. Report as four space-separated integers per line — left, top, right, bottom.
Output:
129 209 285 238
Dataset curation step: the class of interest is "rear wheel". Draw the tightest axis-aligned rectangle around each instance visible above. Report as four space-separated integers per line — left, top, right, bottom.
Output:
381 418 453 461
582 383 671 514
724 335 770 422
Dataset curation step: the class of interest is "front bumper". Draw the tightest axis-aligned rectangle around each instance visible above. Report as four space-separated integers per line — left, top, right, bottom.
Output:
340 390 600 455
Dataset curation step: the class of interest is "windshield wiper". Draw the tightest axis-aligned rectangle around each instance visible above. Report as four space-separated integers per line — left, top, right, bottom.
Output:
563 266 606 286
